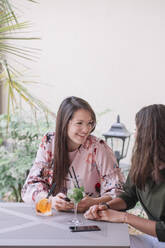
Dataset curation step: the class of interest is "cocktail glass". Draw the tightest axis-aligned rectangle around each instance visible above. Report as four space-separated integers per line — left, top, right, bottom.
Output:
35 192 52 216
67 178 84 225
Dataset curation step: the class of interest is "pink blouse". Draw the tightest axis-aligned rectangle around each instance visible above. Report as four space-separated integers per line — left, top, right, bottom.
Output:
21 132 124 203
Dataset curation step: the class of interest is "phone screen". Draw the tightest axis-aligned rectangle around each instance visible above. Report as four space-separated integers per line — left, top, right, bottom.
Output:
69 225 101 232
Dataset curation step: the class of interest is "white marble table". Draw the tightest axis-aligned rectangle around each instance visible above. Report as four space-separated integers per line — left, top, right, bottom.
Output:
0 202 130 248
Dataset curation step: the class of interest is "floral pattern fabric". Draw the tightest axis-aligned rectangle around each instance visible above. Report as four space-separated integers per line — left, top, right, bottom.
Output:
21 132 124 203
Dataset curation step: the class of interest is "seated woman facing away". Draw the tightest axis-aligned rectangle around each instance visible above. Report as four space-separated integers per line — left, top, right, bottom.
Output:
84 104 165 248
21 96 124 213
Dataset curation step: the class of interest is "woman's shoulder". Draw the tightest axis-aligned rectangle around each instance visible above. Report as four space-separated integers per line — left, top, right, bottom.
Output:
92 134 104 142
83 135 108 149
45 132 55 141
40 132 55 147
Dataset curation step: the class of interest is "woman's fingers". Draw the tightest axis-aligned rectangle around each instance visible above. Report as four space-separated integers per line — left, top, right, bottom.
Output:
84 205 104 219
52 193 73 211
84 204 110 219
55 201 73 211
56 192 66 199
77 196 93 212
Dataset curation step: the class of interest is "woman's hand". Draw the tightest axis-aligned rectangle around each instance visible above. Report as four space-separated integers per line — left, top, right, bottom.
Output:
98 209 126 223
84 205 126 223
52 193 74 211
78 195 112 213
77 195 99 213
84 204 108 219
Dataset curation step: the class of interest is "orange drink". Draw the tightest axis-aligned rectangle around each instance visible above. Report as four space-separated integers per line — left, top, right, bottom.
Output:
35 193 52 216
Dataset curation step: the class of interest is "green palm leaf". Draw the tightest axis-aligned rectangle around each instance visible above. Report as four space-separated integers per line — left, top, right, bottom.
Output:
0 0 53 125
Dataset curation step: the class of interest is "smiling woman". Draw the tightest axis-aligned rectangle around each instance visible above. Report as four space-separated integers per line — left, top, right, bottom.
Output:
21 96 125 213
67 109 95 151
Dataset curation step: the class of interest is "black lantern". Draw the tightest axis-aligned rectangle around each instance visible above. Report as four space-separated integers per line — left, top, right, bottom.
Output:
102 115 131 165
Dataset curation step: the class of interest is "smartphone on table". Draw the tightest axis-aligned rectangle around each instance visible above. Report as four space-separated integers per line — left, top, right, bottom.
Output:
69 225 101 232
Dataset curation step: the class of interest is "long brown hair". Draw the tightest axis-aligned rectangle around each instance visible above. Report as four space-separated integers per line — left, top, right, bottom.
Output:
130 104 165 190
52 96 96 194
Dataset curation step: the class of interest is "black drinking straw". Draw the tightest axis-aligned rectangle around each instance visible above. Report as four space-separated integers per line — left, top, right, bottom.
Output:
68 169 76 187
72 166 80 188
47 182 56 198
68 169 73 179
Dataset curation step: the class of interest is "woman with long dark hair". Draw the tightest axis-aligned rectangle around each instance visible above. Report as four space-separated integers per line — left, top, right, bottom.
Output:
85 104 165 247
22 96 124 212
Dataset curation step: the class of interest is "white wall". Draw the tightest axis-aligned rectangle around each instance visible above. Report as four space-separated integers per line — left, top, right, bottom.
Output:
14 0 165 164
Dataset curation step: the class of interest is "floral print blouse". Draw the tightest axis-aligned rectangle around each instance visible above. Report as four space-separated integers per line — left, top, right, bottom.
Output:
21 132 124 203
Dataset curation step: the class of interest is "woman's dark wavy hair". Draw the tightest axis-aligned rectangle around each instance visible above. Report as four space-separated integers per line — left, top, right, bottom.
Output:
52 96 96 194
130 104 165 190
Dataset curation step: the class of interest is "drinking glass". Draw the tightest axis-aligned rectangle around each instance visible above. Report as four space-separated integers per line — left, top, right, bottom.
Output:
67 178 84 225
35 192 52 216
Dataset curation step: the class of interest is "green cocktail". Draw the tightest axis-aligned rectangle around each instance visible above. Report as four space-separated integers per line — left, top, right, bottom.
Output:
67 186 84 203
67 185 84 225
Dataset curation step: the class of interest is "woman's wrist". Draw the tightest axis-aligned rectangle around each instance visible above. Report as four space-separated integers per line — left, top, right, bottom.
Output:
93 195 112 205
90 197 100 206
100 202 111 209
123 212 128 224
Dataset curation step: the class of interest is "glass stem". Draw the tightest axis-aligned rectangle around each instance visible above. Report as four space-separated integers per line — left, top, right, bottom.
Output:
74 202 78 223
